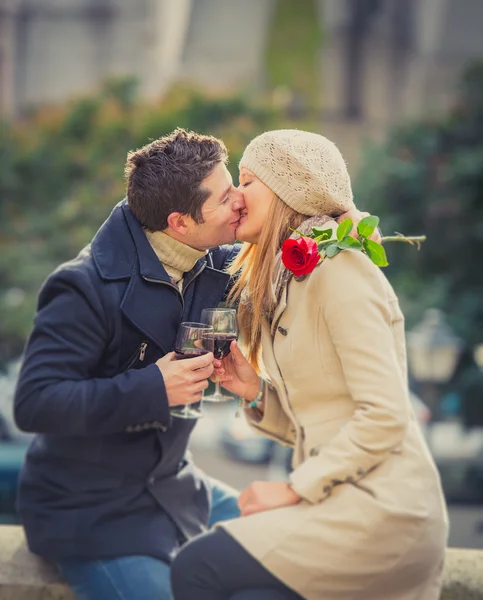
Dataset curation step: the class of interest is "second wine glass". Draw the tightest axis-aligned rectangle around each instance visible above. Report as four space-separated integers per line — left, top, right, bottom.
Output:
170 322 214 419
200 308 238 402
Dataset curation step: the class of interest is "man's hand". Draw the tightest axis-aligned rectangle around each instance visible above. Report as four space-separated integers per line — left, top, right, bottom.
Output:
155 352 214 406
336 208 382 243
238 481 301 517
213 340 260 400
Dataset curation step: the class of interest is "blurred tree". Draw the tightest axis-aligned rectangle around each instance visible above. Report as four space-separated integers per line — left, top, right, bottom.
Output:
266 0 322 118
459 365 483 428
386 0 414 121
342 0 415 121
354 61 483 423
0 79 277 365
343 0 382 120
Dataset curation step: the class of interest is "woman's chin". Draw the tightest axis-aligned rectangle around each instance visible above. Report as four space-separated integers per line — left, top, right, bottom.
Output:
235 222 247 241
235 225 254 243
236 218 263 244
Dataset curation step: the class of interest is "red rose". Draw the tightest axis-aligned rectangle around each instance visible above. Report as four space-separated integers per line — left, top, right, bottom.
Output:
281 237 321 278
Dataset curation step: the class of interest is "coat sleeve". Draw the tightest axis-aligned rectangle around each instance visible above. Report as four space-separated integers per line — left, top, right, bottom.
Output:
14 268 171 436
289 250 409 503
244 380 295 447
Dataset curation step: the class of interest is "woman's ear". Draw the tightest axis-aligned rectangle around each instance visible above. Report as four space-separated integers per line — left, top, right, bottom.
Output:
166 212 191 235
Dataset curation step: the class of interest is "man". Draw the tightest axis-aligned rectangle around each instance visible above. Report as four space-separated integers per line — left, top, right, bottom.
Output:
14 128 369 600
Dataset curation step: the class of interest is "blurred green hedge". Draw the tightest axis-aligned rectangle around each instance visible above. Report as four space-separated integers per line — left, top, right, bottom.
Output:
353 62 483 419
0 79 280 364
354 62 483 346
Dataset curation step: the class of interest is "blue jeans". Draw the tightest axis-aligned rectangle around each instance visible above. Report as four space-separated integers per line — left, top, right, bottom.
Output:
57 478 240 600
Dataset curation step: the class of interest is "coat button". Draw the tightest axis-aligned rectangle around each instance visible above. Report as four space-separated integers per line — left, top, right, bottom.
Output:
309 447 319 457
148 476 156 486
356 468 365 477
277 326 288 336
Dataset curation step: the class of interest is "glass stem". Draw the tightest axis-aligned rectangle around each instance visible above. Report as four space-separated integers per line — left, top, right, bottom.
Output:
214 379 222 396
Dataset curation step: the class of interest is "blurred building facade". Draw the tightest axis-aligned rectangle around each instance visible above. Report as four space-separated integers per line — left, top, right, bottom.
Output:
1 0 483 119
0 0 193 115
321 0 483 124
0 0 274 117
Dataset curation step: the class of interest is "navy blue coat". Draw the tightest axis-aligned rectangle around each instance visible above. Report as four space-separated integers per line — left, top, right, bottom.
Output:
14 200 238 562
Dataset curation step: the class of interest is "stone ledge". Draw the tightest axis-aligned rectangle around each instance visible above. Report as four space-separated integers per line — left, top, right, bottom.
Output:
0 526 481 599
441 548 483 600
0 526 74 600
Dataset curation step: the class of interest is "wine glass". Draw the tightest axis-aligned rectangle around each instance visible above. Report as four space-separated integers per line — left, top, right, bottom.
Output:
200 308 238 402
170 322 214 419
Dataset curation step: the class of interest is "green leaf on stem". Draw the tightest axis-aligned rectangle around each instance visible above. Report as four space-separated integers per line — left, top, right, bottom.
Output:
357 216 380 238
337 237 363 250
312 227 334 241
363 239 389 267
337 218 353 241
325 243 342 258
317 240 334 252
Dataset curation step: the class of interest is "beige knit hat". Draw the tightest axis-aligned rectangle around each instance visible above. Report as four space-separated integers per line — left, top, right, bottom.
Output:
239 129 355 217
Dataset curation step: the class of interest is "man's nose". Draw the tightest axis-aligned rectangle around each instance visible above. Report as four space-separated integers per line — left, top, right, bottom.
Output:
231 189 245 211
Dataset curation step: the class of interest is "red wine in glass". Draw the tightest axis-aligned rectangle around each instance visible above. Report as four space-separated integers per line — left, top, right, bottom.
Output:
213 334 237 360
170 322 214 419
175 349 210 361
200 308 238 402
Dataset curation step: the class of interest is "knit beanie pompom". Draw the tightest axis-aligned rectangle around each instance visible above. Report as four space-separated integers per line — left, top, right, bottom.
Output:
240 129 355 217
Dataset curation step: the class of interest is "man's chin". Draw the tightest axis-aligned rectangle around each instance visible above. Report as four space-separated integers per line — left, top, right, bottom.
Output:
212 232 237 247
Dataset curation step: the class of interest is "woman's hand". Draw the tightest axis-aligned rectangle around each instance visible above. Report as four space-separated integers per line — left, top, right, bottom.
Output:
238 481 302 517
213 340 260 400
337 208 382 243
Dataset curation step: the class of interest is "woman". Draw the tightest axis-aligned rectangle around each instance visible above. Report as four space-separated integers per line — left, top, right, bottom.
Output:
170 130 448 600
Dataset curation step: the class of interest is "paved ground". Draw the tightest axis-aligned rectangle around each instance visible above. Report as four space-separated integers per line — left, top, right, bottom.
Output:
447 505 483 549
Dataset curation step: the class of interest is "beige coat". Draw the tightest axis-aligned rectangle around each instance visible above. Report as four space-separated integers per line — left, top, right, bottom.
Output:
220 249 448 600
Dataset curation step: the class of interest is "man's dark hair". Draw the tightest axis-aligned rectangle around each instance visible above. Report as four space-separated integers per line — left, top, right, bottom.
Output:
125 128 228 231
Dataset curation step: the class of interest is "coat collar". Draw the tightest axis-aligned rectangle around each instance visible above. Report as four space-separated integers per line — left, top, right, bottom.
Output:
91 199 231 352
91 199 173 284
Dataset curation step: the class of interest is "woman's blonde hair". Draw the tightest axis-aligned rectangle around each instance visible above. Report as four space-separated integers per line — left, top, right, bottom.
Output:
228 194 305 371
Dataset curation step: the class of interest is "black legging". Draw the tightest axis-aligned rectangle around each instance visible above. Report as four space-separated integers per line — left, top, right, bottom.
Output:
170 528 304 600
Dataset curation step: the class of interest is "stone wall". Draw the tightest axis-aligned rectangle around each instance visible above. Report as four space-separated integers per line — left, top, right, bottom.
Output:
0 526 481 599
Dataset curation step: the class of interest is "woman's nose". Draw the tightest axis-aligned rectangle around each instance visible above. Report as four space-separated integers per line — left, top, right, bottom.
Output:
232 189 245 211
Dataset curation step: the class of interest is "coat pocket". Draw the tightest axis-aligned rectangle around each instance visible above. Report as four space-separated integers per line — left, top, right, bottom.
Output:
120 340 149 371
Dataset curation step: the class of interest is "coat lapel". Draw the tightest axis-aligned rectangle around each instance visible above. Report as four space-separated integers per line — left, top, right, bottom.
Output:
270 283 288 336
262 309 302 462
93 200 232 353
182 265 231 323
261 319 292 416
121 275 183 354
121 261 231 354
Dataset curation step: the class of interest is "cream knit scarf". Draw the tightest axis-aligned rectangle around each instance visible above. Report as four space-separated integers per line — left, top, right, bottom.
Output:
144 230 206 288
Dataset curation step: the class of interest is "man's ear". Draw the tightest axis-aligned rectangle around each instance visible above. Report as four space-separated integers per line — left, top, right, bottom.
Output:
166 212 192 235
